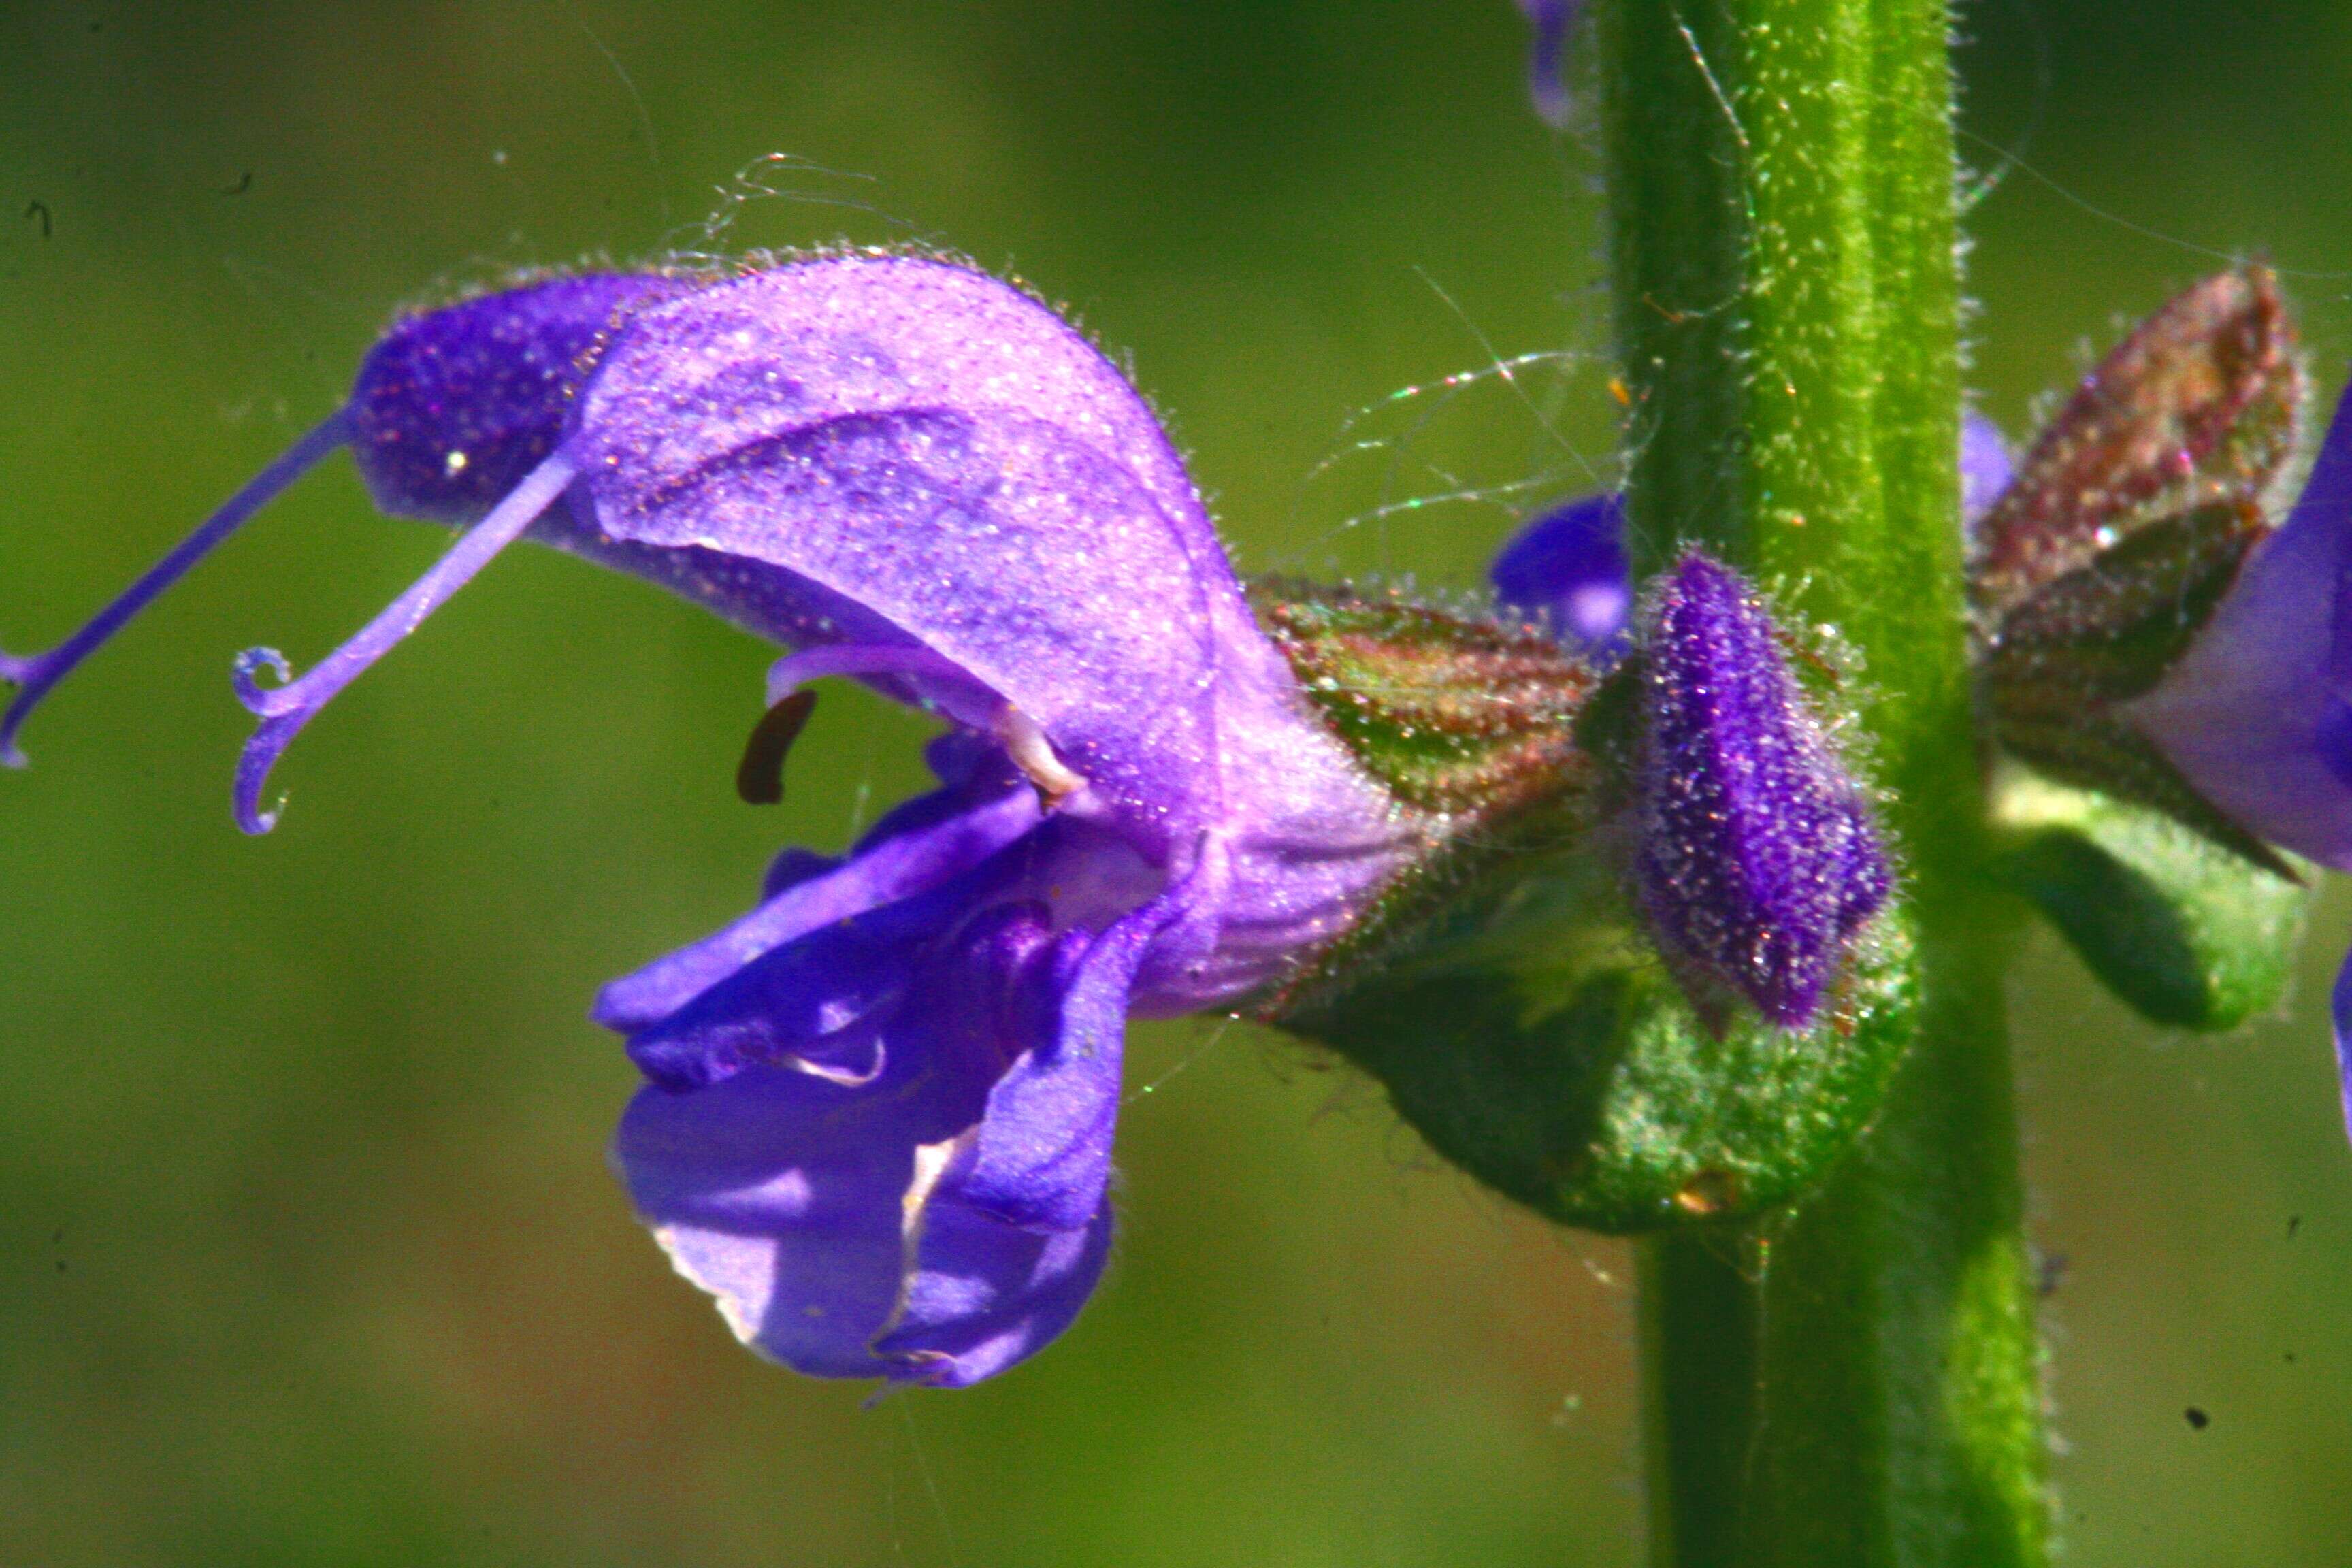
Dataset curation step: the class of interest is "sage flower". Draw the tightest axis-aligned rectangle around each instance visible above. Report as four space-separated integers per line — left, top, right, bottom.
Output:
2117 377 2352 1131
1514 0 1580 126
3 256 1419 1384
1962 265 2352 1130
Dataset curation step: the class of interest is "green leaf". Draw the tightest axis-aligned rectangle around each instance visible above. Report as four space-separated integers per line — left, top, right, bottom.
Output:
1993 770 2309 1030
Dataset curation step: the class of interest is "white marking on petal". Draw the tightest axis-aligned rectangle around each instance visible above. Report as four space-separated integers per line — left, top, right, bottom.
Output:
651 1222 767 1350
868 1127 980 1353
781 1039 887 1088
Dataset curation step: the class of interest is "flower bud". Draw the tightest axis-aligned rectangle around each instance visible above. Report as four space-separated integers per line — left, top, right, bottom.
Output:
1633 551 1891 1030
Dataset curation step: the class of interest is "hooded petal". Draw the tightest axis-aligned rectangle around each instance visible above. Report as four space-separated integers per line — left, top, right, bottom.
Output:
2123 380 2352 870
568 259 1243 847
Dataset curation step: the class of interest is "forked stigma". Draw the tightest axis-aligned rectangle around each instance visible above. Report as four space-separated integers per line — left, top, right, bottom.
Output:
2 413 350 768
229 448 577 833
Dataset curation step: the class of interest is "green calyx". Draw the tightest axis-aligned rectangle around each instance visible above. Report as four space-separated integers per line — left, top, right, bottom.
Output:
1246 578 1595 815
1991 770 2310 1031
1970 265 2317 1025
1247 578 1919 1233
1274 837 1919 1233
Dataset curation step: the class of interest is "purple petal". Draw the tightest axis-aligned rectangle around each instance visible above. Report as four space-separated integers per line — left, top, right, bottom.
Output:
760 847 840 902
1515 0 1577 127
871 1186 1115 1388
1490 492 1631 653
956 861 1205 1234
613 892 1130 1386
594 774 1040 1034
2124 378 2352 870
2335 944 2352 1148
617 1056 950 1378
1961 409 2013 529
1635 551 1891 1026
617 844 1040 1091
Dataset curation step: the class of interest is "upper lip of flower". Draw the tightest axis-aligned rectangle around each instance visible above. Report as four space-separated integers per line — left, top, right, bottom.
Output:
546 257 1422 1004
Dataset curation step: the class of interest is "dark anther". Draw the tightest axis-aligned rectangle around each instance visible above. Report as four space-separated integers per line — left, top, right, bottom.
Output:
23 200 50 238
736 688 819 804
2183 1407 2210 1431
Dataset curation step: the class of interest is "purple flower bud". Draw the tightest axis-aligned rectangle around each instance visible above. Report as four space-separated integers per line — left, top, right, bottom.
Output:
1633 551 1891 1028
6 256 1422 1384
1513 1 1580 127
1490 493 1631 653
1961 409 2014 530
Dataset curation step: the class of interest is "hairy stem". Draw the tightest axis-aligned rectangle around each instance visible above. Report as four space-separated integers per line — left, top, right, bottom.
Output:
1597 0 2049 1562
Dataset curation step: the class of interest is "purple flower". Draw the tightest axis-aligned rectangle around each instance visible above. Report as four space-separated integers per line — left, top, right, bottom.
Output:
1632 551 1891 1027
2116 376 2352 1138
1490 412 2013 657
1490 493 1629 653
5 256 1418 1384
1513 0 1580 127
1961 408 2016 527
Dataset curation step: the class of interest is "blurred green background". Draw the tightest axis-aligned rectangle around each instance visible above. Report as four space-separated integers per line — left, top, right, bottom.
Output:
3 1 2349 1563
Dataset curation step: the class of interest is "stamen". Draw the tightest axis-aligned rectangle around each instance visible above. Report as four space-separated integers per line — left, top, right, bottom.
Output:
1 412 350 767
736 688 819 804
996 705 1089 805
231 448 576 834
742 642 1003 805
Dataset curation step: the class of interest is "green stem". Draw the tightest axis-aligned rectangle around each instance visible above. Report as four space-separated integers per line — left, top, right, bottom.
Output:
1597 0 2050 1563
